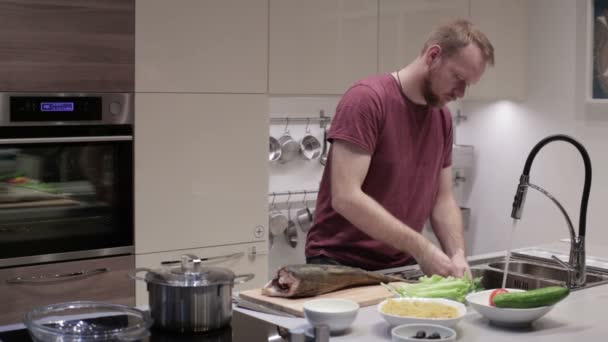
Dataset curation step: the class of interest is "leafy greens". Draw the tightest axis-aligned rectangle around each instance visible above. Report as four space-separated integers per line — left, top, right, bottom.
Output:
382 274 483 303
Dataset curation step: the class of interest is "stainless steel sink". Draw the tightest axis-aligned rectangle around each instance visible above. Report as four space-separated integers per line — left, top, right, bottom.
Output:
386 255 608 291
484 259 608 290
488 261 608 284
471 267 562 291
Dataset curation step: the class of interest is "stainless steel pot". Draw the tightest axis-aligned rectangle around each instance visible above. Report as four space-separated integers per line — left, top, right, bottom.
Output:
269 136 282 162
296 206 314 232
278 131 300 163
130 254 254 333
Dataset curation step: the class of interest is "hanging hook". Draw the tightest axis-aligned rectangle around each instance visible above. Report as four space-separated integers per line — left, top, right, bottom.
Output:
301 190 308 206
270 193 276 208
284 117 290 135
305 118 311 134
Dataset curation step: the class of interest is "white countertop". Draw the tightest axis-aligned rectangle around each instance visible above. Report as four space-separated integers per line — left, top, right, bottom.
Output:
4 241 607 340
235 241 608 341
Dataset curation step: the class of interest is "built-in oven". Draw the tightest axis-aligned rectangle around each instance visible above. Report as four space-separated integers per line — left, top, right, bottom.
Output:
0 93 133 268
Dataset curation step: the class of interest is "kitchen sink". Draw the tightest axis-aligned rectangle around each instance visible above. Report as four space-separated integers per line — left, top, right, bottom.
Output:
488 261 608 284
386 255 608 291
470 267 562 290
484 260 608 290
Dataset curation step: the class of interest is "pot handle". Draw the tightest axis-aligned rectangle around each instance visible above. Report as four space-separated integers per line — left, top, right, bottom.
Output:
234 273 255 284
128 268 152 282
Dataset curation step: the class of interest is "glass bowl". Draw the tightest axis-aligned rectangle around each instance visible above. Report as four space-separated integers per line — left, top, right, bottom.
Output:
24 301 152 342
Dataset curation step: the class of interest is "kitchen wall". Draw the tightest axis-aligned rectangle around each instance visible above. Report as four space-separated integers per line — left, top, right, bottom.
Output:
457 0 608 255
267 96 339 276
269 0 608 264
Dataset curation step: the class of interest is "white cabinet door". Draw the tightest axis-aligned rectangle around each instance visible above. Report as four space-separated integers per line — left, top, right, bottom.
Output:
379 0 470 73
269 0 378 95
136 0 268 93
467 0 527 101
135 94 268 254
134 243 268 306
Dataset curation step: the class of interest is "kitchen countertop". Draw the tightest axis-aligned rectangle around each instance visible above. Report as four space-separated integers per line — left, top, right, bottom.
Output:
235 241 608 341
2 241 607 341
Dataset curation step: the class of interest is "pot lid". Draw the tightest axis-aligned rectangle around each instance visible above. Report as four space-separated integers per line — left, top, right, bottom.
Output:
145 254 236 287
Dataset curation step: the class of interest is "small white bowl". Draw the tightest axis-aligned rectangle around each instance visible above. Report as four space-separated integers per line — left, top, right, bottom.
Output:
378 297 466 328
465 288 556 328
392 323 457 342
303 298 359 333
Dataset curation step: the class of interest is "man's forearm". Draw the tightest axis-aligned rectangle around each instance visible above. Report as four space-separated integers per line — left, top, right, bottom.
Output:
332 189 429 258
430 194 465 257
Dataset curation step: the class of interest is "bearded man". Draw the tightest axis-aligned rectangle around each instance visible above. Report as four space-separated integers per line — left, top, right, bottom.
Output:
305 19 494 276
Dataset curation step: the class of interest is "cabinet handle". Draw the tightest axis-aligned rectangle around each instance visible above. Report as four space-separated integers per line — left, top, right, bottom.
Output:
160 251 245 265
6 268 109 284
0 136 132 145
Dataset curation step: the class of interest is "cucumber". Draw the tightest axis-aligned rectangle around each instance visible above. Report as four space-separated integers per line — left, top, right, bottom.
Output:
493 286 570 309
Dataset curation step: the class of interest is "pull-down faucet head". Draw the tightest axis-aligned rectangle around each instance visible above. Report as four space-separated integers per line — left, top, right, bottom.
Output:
511 175 529 220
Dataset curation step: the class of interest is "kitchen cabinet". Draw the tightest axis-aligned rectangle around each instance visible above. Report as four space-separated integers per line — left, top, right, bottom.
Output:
467 0 527 101
379 0 469 73
135 0 268 93
0 255 134 325
0 0 134 92
134 243 268 306
268 0 378 95
135 93 268 254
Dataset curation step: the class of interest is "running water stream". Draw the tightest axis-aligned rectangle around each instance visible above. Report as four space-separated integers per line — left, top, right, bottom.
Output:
501 219 519 289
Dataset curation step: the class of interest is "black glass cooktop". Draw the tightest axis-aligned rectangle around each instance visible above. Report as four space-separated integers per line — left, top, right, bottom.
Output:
0 311 277 342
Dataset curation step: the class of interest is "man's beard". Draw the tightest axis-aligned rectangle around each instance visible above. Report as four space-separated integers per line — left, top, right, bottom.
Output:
422 70 442 107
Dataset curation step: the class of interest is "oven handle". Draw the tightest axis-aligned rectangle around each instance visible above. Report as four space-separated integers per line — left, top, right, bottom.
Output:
0 136 132 144
5 268 109 284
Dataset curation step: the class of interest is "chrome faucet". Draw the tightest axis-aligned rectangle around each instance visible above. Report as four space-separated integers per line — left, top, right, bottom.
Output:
511 134 592 289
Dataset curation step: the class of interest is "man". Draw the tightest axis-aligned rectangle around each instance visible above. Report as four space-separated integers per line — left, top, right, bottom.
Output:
305 19 494 277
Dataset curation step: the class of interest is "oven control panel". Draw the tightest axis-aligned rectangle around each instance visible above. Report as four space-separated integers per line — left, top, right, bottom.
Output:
0 93 133 125
10 96 102 122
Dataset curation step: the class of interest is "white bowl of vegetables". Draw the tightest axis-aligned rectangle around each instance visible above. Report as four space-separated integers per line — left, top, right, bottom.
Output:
465 286 569 328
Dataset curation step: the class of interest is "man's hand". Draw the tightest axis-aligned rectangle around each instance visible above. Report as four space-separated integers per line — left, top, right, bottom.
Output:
450 250 472 279
415 241 456 277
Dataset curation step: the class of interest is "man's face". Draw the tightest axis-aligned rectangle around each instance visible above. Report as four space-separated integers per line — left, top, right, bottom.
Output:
422 44 487 107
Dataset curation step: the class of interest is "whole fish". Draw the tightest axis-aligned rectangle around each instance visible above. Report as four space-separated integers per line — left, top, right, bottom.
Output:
262 264 404 298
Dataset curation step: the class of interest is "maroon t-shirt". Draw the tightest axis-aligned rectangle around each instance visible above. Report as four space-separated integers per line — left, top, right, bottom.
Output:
305 73 453 271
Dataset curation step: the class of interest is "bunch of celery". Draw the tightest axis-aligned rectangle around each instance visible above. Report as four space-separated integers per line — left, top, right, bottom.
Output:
382 274 483 303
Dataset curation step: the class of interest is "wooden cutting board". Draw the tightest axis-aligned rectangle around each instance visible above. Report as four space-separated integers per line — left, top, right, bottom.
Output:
238 282 407 317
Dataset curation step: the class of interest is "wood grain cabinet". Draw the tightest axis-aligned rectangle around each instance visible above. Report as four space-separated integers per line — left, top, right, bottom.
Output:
135 0 268 93
0 256 135 325
467 0 528 101
134 243 268 306
379 0 469 73
135 93 268 254
268 0 378 95
0 0 134 92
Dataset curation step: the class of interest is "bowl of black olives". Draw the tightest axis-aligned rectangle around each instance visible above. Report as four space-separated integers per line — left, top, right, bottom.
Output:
391 323 456 342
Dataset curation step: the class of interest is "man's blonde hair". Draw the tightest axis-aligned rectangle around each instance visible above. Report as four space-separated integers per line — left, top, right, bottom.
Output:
422 19 494 66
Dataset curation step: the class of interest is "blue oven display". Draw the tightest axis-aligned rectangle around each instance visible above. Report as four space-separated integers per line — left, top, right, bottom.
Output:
41 102 75 112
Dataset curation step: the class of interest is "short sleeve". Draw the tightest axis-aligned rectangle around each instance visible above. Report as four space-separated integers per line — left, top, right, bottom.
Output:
328 85 384 153
441 107 454 168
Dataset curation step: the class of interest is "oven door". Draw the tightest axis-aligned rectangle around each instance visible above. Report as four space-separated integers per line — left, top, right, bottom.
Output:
0 125 133 267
